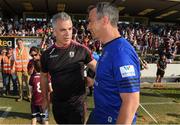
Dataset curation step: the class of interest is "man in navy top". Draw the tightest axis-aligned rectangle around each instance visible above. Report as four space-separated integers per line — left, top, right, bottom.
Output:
87 2 140 124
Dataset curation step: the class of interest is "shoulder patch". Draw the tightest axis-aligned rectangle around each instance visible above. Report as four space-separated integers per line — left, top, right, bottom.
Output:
120 65 135 78
69 51 75 58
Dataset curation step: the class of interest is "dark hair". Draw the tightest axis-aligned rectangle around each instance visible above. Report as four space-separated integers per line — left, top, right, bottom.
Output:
34 60 41 73
87 5 96 13
16 38 23 43
88 2 119 27
7 47 12 51
29 46 41 54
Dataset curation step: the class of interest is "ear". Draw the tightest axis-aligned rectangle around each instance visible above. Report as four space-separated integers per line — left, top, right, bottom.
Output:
103 16 110 25
53 29 56 37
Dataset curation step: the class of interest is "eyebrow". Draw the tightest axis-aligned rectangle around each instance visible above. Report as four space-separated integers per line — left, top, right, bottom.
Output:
60 27 72 30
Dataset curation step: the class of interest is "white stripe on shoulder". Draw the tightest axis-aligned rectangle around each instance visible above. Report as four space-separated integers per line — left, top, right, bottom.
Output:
49 47 55 55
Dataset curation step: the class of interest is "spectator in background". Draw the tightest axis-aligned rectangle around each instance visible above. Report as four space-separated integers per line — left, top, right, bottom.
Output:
155 54 167 83
140 32 148 56
14 38 31 102
2 47 17 95
139 57 148 71
72 27 78 41
152 36 160 55
0 48 8 95
176 42 180 54
82 36 90 47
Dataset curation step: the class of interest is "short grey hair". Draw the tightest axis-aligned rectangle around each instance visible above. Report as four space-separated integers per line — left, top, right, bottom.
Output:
51 12 72 28
88 2 119 27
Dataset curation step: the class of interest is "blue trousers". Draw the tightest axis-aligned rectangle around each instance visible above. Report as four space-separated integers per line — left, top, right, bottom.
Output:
2 73 17 93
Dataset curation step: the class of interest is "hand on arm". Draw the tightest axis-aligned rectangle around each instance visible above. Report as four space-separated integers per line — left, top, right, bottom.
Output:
116 92 139 124
87 59 97 72
27 61 35 75
28 65 34 75
86 59 97 87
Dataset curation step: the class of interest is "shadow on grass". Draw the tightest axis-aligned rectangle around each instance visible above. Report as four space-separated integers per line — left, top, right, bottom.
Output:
142 87 180 90
140 92 163 97
141 92 180 98
141 89 180 99
0 95 18 100
167 113 180 118
0 110 31 119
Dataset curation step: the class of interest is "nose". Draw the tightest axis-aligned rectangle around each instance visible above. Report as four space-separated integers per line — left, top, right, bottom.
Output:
67 29 72 35
63 31 69 37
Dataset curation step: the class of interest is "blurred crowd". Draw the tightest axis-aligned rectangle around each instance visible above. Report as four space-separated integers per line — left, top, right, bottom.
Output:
120 24 180 63
0 20 180 63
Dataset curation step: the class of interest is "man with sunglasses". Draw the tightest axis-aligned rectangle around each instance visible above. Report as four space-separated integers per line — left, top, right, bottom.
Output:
28 46 41 75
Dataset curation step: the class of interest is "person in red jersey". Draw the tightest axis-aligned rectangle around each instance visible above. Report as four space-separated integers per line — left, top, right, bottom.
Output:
28 46 52 125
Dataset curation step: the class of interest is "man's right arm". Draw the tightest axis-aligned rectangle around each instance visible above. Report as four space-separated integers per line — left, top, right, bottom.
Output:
40 72 49 110
116 92 139 124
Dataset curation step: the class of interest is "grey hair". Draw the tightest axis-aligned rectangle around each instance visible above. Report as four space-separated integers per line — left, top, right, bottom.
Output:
51 12 72 28
89 2 119 27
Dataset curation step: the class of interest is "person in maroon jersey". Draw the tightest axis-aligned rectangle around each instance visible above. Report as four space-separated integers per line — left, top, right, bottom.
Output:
28 46 53 125
40 12 96 124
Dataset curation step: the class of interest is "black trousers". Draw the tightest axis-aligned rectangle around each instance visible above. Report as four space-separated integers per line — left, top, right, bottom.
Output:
52 102 84 124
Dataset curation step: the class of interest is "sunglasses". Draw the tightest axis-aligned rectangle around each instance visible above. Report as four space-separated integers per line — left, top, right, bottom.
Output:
30 54 38 57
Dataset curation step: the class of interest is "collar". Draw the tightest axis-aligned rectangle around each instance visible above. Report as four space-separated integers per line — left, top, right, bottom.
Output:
102 37 122 48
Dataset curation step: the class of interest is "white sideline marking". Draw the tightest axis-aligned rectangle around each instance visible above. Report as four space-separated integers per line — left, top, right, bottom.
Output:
141 102 180 105
0 107 12 121
140 104 158 124
140 102 180 124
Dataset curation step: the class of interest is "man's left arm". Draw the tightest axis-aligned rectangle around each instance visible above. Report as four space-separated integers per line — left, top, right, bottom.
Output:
116 92 139 124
